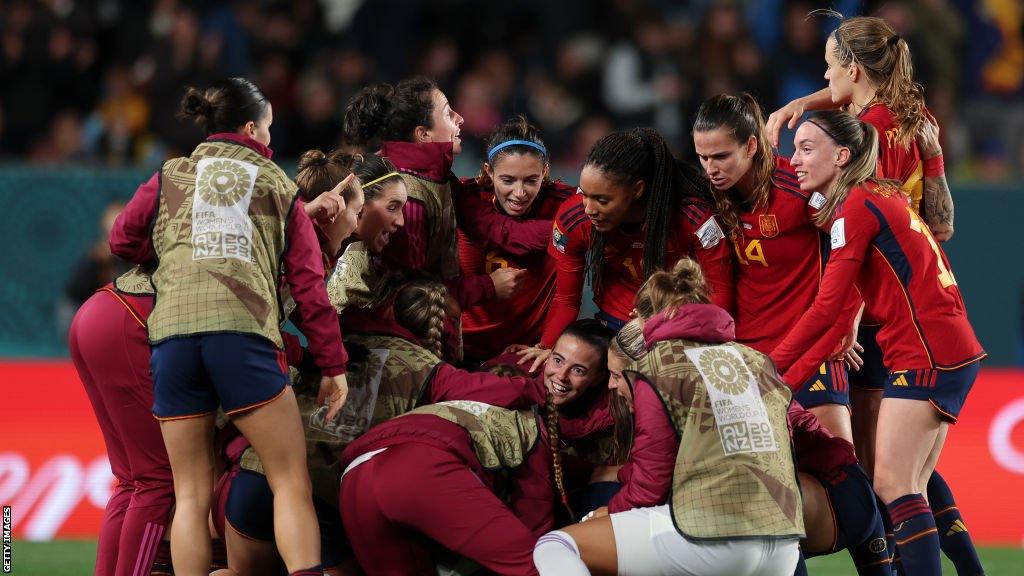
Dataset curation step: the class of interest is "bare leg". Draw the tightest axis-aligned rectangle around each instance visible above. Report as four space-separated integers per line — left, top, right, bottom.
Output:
231 387 320 572
160 415 216 576
809 403 854 443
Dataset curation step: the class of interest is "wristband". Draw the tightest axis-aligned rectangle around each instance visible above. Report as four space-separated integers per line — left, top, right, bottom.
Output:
923 154 945 178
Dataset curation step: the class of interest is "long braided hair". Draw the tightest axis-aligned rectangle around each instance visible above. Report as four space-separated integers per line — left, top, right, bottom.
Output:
544 319 613 520
582 128 712 291
393 280 448 357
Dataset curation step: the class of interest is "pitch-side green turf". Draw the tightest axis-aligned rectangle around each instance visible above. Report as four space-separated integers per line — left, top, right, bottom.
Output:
9 540 1024 575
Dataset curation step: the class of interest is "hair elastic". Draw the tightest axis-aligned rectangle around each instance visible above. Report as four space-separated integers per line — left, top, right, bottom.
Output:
487 139 547 162
360 171 401 188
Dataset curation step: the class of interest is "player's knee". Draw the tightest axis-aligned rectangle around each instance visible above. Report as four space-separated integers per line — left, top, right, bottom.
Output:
872 469 914 504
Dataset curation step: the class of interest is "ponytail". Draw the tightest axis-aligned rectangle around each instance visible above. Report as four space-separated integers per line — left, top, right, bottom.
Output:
582 128 712 291
393 280 448 357
828 13 925 148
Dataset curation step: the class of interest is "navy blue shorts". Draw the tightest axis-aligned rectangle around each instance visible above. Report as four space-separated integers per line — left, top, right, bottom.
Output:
226 470 349 568
150 333 288 420
883 362 980 422
794 360 850 408
849 325 887 391
595 310 627 332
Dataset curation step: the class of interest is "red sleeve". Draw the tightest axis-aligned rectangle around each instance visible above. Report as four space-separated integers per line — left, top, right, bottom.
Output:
444 274 496 310
454 180 552 257
771 201 877 377
508 441 556 536
284 200 348 376
381 197 428 270
541 198 590 347
109 171 160 264
695 227 735 315
607 380 677 513
427 363 547 407
780 292 861 387
788 400 858 477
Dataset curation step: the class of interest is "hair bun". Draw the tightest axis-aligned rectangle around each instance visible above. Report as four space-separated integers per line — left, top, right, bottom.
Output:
180 87 213 119
297 149 329 172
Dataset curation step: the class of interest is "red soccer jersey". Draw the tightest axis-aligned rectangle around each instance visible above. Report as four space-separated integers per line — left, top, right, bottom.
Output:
457 179 574 360
541 192 734 347
733 156 828 353
772 181 985 378
860 103 923 211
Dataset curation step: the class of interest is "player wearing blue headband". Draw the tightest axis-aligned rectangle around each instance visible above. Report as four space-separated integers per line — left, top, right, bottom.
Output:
456 116 575 363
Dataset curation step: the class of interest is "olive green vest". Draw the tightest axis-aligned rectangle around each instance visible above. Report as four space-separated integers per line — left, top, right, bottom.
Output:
328 174 458 312
240 333 442 507
113 266 155 296
624 340 804 541
399 401 540 471
148 139 297 347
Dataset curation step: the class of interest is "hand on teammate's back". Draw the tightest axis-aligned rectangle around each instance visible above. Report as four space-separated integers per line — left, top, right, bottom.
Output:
490 267 528 300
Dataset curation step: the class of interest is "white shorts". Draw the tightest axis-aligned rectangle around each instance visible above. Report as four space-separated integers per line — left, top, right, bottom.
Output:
609 505 800 576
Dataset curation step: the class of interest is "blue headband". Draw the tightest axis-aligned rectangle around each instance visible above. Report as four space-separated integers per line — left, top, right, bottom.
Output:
486 139 547 162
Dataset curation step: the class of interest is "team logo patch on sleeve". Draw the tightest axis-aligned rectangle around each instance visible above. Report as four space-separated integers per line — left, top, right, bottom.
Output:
830 218 846 249
758 214 779 238
696 216 725 249
809 192 827 209
552 223 568 253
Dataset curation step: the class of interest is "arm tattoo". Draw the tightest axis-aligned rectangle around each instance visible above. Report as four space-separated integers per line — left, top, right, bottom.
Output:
923 175 954 240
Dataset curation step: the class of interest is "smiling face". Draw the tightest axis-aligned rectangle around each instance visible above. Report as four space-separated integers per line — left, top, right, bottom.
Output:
693 127 756 193
791 121 846 194
356 179 408 253
423 88 464 154
578 165 644 233
824 35 856 106
543 334 605 407
486 153 548 217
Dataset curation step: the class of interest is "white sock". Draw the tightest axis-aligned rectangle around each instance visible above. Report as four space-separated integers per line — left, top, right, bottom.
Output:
533 530 590 575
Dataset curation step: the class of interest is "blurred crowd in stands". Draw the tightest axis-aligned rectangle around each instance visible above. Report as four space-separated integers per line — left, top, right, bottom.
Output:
1 0 1022 180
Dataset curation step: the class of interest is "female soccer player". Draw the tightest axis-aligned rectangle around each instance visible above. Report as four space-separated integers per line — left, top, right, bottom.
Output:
458 116 575 361
768 20 979 571
215 149 368 576
772 110 985 575
336 77 528 313
339 320 616 575
518 127 735 371
110 78 348 576
692 93 859 442
534 258 801 576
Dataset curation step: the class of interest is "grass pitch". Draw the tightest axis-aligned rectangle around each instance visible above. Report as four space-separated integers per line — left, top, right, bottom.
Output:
10 540 1024 575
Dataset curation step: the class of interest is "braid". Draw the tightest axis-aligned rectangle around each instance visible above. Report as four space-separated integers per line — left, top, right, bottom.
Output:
421 285 447 358
393 280 448 357
583 129 715 289
546 393 575 522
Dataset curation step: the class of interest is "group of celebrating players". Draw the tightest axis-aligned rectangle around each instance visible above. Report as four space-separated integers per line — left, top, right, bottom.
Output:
68 11 986 576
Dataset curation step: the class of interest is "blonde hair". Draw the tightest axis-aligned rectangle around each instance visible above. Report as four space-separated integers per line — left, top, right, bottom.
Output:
393 280 448 357
804 110 880 227
633 258 710 320
829 14 925 149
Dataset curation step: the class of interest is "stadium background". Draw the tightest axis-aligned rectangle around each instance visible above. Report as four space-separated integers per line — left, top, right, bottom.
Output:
1 0 1022 573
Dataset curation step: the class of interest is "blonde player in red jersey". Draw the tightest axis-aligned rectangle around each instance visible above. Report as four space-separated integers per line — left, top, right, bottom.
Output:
765 15 983 576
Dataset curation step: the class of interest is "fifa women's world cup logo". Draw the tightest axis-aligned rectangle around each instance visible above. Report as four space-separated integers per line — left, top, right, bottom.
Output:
198 160 251 206
192 158 259 261
685 345 778 455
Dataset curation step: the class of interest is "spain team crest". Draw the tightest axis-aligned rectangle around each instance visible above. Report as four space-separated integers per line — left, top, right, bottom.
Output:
759 214 779 238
